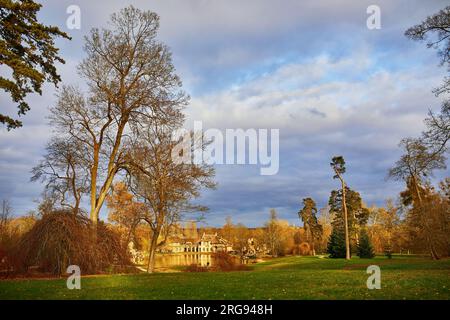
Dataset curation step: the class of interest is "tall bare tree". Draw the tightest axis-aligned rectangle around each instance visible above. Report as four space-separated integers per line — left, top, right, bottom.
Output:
0 199 12 232
406 6 450 157
125 117 215 273
264 209 282 257
330 156 350 260
40 6 188 233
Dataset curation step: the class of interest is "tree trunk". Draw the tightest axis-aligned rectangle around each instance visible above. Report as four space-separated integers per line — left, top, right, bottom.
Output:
147 229 160 273
430 244 440 260
89 121 126 237
308 228 316 256
341 178 351 260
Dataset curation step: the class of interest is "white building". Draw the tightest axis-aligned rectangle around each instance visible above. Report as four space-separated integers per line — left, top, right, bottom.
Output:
165 232 232 253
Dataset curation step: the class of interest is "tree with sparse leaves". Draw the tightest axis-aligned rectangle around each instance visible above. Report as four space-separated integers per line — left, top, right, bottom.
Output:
31 137 88 213
125 114 215 273
264 209 283 257
0 0 70 129
405 7 450 159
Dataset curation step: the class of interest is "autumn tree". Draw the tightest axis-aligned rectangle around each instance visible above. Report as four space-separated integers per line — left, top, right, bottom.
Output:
106 181 144 251
38 7 188 235
264 209 284 257
218 218 250 258
0 199 12 231
298 197 322 255
0 199 13 270
232 223 251 259
0 0 70 129
0 200 13 246
389 138 446 259
399 179 450 258
220 216 235 243
317 207 332 253
367 200 401 256
330 156 350 260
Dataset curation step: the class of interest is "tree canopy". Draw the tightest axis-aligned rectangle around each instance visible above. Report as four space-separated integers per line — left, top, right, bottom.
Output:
0 0 70 129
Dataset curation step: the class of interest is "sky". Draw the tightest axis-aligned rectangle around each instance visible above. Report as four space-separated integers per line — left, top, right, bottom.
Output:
0 0 449 227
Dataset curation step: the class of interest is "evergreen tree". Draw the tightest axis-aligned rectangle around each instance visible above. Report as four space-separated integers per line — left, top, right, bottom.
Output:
357 229 375 258
1 0 70 129
298 197 323 255
329 187 370 247
327 227 347 258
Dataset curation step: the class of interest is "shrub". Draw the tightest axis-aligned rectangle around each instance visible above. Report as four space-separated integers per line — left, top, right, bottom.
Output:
212 252 250 271
14 210 130 275
299 242 311 255
185 263 208 272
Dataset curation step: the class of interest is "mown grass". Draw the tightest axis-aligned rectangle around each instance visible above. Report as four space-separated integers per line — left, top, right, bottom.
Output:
0 255 449 300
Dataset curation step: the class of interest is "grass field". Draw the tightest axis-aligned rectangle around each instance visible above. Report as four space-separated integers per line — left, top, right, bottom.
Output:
0 255 449 300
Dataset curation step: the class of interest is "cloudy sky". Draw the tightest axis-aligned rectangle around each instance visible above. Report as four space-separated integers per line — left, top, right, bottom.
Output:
0 0 449 227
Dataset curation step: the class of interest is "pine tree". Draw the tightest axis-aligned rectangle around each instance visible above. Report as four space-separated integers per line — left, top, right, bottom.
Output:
1 0 70 129
298 197 323 255
327 227 347 258
357 229 375 258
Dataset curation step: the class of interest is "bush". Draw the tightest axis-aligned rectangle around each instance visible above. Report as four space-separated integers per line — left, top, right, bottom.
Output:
14 210 130 275
185 263 208 272
299 242 311 255
357 229 375 259
212 252 250 271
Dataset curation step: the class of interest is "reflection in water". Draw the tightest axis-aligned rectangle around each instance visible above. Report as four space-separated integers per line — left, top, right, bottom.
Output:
154 253 247 269
154 253 213 268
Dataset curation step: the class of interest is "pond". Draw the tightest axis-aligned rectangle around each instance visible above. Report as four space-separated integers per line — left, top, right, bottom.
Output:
153 253 242 270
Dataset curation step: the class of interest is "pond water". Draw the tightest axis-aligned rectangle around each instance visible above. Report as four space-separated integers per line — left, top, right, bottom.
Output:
153 253 241 269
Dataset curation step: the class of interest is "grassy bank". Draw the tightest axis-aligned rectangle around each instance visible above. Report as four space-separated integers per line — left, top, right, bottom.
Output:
0 255 449 299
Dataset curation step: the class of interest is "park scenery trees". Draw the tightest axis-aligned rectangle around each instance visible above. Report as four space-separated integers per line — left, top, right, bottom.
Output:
0 2 449 300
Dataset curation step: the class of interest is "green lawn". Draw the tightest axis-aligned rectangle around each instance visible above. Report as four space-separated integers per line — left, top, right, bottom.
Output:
0 255 449 299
